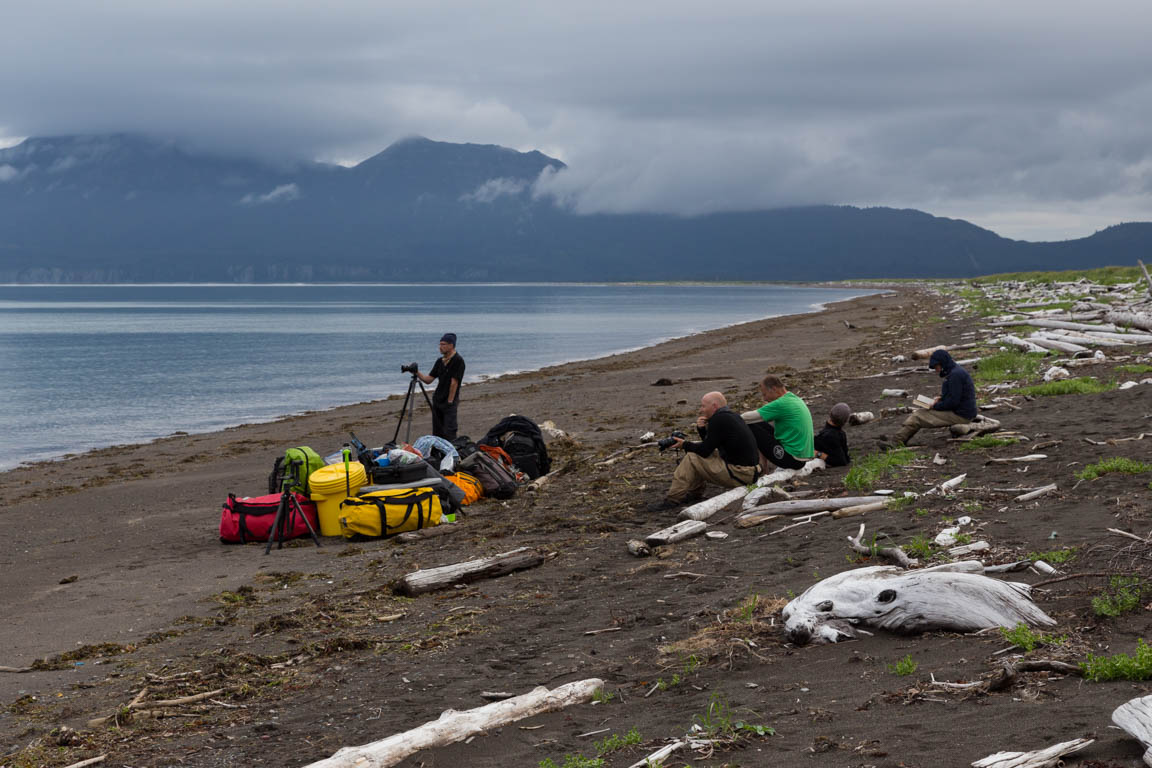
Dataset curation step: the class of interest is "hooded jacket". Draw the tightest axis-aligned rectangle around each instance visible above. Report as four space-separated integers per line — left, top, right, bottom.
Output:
928 349 977 420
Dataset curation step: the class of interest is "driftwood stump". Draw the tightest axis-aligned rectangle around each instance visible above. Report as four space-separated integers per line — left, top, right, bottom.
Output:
1113 695 1152 767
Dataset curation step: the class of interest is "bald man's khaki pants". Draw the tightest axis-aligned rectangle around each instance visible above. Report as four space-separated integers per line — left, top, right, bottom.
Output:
894 409 970 445
667 452 758 503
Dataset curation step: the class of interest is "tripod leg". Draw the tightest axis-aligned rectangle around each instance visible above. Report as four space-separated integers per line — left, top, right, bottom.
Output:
264 492 291 555
291 494 323 547
392 377 417 446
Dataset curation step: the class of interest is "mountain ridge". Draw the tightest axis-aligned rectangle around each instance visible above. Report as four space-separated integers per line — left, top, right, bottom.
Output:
0 133 1148 282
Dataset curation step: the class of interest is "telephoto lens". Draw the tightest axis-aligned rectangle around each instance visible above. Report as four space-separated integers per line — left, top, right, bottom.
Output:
401 362 418 374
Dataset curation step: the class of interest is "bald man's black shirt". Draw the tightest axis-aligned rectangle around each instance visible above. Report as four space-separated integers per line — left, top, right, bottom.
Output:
682 407 759 467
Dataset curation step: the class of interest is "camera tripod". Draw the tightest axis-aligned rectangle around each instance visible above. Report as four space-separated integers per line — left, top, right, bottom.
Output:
264 460 322 554
392 372 435 446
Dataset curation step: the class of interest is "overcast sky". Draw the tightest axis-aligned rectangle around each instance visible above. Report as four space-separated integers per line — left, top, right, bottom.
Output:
2 0 1151 241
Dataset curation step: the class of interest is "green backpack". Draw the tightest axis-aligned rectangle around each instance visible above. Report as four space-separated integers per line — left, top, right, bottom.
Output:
267 446 326 495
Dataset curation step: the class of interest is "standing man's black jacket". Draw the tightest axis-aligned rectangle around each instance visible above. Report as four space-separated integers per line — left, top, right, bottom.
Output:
683 407 759 467
928 349 977 420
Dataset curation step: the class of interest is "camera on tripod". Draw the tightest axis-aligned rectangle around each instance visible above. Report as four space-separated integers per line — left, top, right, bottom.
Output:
657 431 688 452
401 362 419 375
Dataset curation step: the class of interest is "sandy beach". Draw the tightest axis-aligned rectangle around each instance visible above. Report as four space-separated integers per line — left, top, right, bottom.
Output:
3 285 1152 767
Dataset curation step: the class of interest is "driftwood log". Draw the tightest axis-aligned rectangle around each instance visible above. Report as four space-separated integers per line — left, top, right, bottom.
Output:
678 459 825 521
739 495 888 519
1113 695 1152 767
831 500 888 519
645 520 707 547
1014 484 1057 503
395 547 544 596
782 561 1055 645
302 679 603 768
1107 310 1152 332
970 738 1092 768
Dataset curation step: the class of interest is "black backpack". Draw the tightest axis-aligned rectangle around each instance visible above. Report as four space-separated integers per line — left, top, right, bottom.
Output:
479 416 552 480
459 451 517 500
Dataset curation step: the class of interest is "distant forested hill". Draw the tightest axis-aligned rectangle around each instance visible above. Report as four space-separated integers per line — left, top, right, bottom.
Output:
1 134 1149 282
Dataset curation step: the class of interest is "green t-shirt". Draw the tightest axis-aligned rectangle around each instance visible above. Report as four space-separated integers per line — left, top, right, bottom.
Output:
756 392 814 459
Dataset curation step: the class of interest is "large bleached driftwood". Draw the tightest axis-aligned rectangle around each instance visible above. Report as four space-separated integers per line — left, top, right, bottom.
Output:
1107 310 1152 332
995 335 1049 354
677 458 825 521
1026 336 1088 354
396 547 544 596
781 562 1055 645
970 738 1093 768
1113 695 1152 767
989 318 1120 333
302 679 603 768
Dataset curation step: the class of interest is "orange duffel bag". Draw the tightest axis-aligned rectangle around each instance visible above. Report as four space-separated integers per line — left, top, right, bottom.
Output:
444 471 484 505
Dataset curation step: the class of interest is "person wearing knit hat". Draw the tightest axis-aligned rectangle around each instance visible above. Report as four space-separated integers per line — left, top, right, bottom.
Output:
415 333 466 439
814 402 853 467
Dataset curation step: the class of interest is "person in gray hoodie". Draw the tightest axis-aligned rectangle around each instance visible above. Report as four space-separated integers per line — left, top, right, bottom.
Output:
880 349 976 448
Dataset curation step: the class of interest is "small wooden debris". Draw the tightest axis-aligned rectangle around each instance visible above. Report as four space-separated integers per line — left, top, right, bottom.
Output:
645 520 708 547
831 501 888 519
986 454 1048 465
1014 484 1057 503
847 523 916 568
302 679 603 768
583 627 621 636
396 525 461 543
61 757 107 768
970 737 1092 768
396 547 545 596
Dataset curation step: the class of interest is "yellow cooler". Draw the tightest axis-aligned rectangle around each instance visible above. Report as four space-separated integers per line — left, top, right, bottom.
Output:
309 462 368 536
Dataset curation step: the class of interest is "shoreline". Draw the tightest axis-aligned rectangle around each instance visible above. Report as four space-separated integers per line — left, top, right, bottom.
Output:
1 286 882 474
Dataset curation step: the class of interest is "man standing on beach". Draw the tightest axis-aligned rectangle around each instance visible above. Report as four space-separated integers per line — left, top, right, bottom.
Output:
880 349 975 448
416 333 465 440
741 375 815 471
650 391 760 512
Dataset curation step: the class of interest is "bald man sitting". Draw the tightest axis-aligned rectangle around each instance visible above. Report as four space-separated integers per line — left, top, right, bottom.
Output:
651 391 761 512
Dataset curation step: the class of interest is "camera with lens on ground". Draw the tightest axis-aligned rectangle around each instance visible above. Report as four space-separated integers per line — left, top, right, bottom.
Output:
657 431 688 452
401 362 419 375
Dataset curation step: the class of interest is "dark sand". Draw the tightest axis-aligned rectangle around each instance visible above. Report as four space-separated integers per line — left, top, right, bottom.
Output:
2 287 1151 767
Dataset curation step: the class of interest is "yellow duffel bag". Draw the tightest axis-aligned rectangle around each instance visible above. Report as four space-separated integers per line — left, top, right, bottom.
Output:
338 487 443 539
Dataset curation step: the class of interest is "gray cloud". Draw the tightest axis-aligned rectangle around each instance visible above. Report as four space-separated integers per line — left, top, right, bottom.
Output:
2 0 1152 239
239 183 300 206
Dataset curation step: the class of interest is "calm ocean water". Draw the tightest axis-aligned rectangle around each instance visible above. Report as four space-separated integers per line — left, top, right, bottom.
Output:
0 283 870 470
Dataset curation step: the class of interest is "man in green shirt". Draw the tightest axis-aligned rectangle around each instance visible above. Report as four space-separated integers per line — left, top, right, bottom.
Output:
741 375 815 471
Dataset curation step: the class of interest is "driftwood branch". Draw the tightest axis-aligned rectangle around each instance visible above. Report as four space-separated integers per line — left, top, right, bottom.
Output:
678 458 825 521
396 526 462 543
396 547 544 596
302 679 603 768
1014 484 1057 503
970 738 1092 767
847 523 916 567
61 757 107 768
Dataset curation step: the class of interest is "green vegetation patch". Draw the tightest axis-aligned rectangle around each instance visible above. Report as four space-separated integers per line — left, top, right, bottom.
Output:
1076 457 1152 482
999 623 1066 653
954 287 1001 317
1082 638 1152 682
539 755 603 768
1029 548 1077 564
595 727 642 755
972 350 1046 385
1092 576 1148 618
972 266 1142 285
1115 364 1152 374
1015 377 1113 397
958 435 1021 451
844 448 917 492
888 654 919 676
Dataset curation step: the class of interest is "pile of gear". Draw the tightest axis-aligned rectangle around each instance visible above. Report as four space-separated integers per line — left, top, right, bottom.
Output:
218 415 551 549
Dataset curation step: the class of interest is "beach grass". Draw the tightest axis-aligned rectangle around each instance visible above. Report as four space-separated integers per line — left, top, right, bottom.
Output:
1015 377 1113 396
1075 457 1152 481
1115 364 1152 374
844 448 917 492
972 350 1046 385
958 435 1020 451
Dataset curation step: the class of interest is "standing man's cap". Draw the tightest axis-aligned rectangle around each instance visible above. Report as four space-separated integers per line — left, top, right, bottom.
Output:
440 333 457 345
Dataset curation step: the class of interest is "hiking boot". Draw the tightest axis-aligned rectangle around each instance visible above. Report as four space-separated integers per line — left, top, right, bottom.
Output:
645 497 685 514
876 438 905 450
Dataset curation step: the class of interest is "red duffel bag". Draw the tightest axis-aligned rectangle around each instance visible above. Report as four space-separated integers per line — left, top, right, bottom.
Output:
219 492 318 544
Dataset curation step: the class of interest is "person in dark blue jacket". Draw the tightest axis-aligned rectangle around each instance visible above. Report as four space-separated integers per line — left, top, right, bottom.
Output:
882 349 976 447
